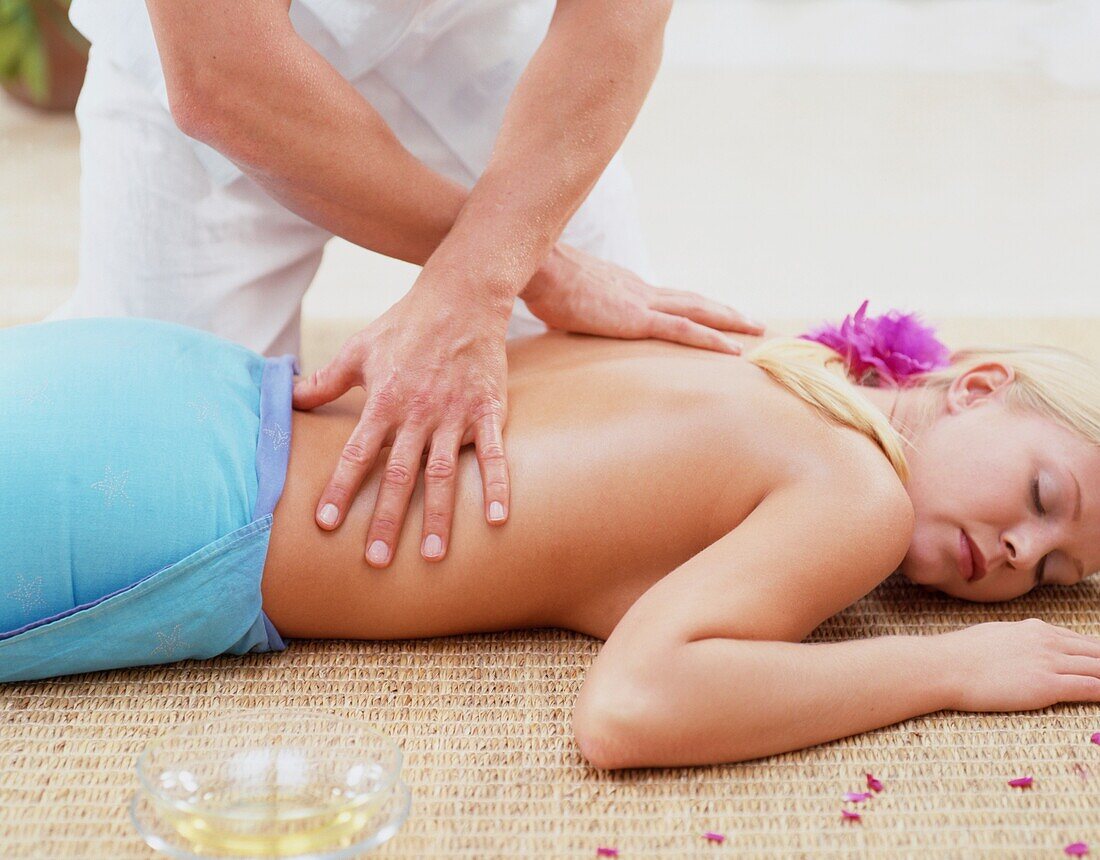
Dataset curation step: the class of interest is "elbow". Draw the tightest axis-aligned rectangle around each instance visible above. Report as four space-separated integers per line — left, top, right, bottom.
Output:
572 682 653 770
165 66 234 144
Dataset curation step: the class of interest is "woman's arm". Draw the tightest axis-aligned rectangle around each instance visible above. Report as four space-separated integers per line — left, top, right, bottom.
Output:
573 464 925 769
577 631 960 769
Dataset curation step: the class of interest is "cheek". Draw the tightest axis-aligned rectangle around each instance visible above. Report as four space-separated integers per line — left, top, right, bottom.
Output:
909 420 1005 514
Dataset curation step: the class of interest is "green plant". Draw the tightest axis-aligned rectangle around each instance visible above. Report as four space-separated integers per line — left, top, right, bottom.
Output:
0 0 86 102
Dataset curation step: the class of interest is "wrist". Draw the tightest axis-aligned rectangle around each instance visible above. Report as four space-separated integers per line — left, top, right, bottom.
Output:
408 262 515 328
521 244 569 304
921 631 967 712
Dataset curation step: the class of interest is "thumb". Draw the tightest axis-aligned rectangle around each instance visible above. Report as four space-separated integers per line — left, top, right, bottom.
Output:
292 355 360 410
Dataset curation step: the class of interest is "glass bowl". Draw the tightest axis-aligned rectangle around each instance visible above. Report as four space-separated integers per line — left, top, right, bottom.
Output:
133 709 408 858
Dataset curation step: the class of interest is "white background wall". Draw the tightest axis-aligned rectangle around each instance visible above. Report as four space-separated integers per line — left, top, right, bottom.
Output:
3 0 1100 322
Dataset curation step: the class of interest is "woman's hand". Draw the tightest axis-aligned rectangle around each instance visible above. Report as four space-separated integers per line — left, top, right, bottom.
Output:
942 618 1100 712
291 286 512 568
521 244 764 353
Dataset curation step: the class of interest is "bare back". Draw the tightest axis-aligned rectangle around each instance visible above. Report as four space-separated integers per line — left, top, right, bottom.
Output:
260 332 892 641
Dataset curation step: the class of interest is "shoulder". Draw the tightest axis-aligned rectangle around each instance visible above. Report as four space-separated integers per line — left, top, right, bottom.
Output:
804 431 915 575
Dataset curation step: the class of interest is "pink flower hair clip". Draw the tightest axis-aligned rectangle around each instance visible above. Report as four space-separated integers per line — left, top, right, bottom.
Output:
799 299 951 387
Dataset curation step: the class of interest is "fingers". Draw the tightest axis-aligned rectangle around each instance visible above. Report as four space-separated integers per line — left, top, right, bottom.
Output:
1057 655 1100 678
363 427 431 568
646 312 743 355
1056 674 1100 702
315 416 389 532
293 344 363 411
420 427 463 562
651 290 765 335
473 408 510 526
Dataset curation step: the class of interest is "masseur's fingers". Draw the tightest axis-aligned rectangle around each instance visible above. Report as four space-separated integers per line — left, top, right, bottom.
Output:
650 289 766 335
293 341 364 411
473 409 510 526
364 428 431 568
420 426 464 562
315 415 389 531
646 312 743 355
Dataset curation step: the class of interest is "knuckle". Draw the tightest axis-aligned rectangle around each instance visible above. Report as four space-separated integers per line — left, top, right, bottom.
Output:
477 442 507 463
382 460 415 487
470 398 505 423
424 455 456 481
486 477 509 495
368 386 400 414
406 391 436 420
339 438 374 467
424 510 451 532
370 514 400 536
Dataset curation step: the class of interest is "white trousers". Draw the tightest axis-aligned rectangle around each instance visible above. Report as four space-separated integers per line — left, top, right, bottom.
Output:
49 44 654 357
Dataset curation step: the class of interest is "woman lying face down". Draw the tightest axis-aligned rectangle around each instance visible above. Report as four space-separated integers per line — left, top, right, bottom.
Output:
3 315 1099 771
857 349 1100 602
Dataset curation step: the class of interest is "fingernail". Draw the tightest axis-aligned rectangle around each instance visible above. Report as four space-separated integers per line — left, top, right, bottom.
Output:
423 534 443 558
367 540 388 564
318 503 339 526
488 501 506 522
728 339 744 352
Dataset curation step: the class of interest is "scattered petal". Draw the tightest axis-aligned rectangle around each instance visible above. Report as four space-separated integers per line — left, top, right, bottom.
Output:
840 809 862 822
1008 776 1034 788
1091 732 1100 746
702 832 726 843
596 849 619 858
1065 842 1089 856
866 773 884 792
843 791 874 802
1073 763 1090 781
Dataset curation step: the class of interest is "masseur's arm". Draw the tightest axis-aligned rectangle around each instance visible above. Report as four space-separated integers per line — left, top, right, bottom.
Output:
146 0 758 566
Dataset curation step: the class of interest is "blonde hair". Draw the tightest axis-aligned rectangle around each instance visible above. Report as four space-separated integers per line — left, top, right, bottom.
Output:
746 337 1100 486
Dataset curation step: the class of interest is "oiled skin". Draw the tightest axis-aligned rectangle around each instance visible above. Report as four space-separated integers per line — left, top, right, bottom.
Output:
260 331 880 642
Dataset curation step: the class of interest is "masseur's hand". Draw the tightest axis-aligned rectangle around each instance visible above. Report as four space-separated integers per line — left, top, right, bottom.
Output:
521 244 765 352
292 287 511 568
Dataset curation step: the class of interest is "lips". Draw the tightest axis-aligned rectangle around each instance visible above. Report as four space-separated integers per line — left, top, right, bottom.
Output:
959 530 988 583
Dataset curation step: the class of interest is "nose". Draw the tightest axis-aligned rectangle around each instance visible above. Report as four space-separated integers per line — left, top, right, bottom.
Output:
1002 522 1059 573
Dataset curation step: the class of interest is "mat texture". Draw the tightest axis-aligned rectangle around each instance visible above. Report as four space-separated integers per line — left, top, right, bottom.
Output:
3 317 1100 859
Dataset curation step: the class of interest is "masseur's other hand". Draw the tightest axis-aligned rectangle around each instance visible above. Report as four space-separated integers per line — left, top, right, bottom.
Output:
292 288 511 567
520 244 765 352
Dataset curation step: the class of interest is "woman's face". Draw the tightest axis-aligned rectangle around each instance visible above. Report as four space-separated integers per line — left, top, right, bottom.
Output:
898 364 1100 601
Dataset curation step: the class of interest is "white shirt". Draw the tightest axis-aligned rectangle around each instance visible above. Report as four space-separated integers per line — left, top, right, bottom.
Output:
67 0 554 186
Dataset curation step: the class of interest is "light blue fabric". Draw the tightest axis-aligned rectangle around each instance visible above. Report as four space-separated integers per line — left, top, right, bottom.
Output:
0 318 292 683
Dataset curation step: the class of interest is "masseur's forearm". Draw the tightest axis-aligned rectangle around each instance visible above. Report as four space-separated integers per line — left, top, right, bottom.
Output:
423 0 672 303
149 0 466 266
592 635 959 768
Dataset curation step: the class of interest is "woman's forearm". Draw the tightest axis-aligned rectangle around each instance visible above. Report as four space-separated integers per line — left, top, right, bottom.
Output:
581 634 961 769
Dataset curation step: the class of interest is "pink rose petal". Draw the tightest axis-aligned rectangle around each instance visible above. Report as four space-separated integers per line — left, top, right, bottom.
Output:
843 791 874 802
866 773 884 792
1065 842 1089 856
1073 763 1090 781
702 832 726 843
596 849 619 858
1008 776 1034 788
840 809 861 822
1091 732 1100 745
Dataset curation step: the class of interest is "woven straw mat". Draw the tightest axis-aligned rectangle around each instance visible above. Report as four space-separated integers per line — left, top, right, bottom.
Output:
2 317 1100 858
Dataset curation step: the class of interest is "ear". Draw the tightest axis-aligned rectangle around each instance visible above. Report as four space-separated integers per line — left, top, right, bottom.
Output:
945 362 1015 414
